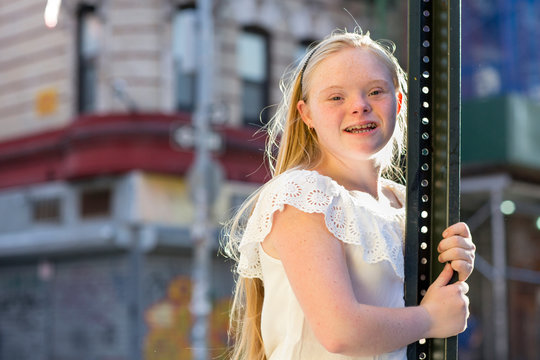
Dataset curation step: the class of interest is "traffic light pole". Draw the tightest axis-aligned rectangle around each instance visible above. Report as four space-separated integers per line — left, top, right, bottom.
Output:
405 1 461 360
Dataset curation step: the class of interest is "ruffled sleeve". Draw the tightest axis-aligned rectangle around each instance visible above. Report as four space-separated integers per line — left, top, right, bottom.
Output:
237 169 405 280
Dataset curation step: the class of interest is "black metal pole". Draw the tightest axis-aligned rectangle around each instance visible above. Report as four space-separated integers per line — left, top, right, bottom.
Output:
405 1 461 359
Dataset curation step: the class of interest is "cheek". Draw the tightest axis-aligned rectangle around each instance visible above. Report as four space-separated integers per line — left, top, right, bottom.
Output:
388 98 398 115
382 103 398 135
311 106 338 128
384 101 398 124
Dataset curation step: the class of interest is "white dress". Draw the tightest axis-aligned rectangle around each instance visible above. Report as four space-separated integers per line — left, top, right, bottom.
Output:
238 168 407 360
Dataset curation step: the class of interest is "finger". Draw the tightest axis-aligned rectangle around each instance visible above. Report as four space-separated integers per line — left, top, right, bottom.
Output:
459 281 470 295
438 247 474 264
438 236 476 253
432 263 454 287
442 222 471 238
450 260 474 281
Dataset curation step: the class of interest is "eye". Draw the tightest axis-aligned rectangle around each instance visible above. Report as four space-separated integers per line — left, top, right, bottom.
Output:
330 96 344 101
369 88 386 96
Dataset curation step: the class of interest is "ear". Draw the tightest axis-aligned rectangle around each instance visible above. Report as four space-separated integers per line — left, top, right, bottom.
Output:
396 92 403 115
297 100 312 128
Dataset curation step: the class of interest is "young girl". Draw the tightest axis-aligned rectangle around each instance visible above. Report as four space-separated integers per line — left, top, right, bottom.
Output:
223 29 475 360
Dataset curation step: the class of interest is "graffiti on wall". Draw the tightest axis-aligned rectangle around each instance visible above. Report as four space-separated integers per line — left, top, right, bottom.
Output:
144 276 230 360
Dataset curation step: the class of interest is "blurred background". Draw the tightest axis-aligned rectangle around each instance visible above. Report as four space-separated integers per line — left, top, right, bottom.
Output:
0 0 538 359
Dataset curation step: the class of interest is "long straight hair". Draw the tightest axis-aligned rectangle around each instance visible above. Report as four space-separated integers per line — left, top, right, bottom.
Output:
222 28 408 360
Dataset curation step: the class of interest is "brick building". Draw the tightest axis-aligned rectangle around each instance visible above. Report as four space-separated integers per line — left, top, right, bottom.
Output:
0 1 406 359
2 1 539 359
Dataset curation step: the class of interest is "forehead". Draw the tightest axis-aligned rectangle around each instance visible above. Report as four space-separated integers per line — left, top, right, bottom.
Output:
310 47 394 87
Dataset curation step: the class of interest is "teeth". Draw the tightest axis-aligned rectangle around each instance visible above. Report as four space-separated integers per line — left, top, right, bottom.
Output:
345 123 376 133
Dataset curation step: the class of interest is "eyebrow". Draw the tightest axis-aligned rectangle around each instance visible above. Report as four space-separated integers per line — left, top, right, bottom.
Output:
319 79 392 93
319 85 343 93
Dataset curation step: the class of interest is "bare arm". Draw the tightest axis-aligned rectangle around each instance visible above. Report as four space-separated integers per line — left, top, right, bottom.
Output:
263 205 469 356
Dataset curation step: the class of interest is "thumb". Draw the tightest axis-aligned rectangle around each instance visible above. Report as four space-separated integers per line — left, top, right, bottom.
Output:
432 263 454 287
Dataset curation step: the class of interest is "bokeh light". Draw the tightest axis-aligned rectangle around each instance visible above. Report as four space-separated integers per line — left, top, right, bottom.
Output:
500 200 516 215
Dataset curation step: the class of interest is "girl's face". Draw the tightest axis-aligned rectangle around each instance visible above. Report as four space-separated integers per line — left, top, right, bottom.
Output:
297 47 400 168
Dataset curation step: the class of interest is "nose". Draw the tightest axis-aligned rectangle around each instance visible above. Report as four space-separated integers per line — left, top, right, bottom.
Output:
351 95 371 114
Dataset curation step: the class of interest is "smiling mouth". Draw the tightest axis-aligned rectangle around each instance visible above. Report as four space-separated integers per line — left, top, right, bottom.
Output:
344 123 377 133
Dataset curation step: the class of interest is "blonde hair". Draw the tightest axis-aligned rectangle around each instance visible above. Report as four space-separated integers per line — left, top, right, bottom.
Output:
222 28 408 360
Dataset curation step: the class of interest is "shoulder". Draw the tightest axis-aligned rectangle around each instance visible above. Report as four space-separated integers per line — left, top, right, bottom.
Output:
258 168 344 211
237 168 344 278
264 202 329 254
265 168 331 190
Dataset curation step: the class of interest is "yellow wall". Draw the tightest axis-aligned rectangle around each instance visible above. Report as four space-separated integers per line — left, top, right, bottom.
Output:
137 173 193 226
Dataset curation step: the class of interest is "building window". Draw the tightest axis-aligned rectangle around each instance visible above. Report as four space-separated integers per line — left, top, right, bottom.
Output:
297 39 318 65
32 198 61 224
237 27 270 126
80 188 112 218
77 5 101 113
173 5 197 112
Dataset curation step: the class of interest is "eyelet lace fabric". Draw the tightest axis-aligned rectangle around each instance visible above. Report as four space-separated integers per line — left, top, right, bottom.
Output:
238 168 406 280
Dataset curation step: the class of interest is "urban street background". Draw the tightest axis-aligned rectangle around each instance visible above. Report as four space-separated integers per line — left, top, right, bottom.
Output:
0 1 539 359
